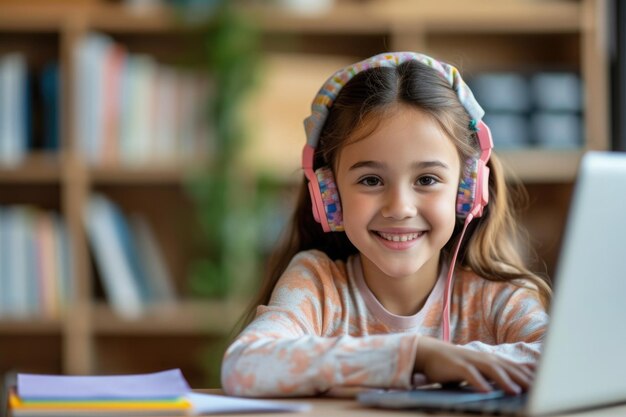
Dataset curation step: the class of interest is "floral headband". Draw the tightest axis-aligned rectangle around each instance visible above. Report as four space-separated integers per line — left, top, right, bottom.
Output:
303 51 485 147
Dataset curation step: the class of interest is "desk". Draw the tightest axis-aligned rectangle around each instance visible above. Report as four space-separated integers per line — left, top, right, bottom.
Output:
203 390 626 417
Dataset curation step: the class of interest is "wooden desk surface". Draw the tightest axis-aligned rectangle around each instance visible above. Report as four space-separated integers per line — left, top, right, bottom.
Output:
203 390 626 417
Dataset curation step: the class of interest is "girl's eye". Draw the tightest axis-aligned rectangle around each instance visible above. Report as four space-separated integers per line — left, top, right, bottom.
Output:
417 176 438 186
359 176 382 187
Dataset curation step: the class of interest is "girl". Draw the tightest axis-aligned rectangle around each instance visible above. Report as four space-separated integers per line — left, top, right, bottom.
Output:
221 52 551 397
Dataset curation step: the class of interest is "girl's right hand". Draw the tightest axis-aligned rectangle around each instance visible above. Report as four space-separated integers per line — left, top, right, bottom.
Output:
413 337 535 395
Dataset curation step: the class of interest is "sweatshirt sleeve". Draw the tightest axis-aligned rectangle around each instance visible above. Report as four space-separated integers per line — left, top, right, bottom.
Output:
461 280 549 363
221 251 420 397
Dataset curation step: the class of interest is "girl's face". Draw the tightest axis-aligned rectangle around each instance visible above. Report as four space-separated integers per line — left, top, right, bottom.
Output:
335 105 461 284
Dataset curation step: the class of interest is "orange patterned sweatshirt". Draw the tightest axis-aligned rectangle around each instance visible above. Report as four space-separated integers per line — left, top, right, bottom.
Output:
222 250 548 397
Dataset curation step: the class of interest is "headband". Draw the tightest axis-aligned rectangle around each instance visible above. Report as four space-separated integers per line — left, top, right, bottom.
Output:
303 51 485 148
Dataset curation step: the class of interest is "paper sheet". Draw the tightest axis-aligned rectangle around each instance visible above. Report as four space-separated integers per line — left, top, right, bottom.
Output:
186 392 311 414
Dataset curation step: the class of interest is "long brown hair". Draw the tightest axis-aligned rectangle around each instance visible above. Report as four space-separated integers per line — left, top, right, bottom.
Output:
238 59 551 330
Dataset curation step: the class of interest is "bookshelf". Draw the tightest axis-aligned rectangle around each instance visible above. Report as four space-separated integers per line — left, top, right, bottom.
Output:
0 0 237 386
0 0 609 387
248 0 608 182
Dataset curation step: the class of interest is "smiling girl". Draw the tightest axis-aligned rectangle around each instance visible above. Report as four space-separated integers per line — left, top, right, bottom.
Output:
221 52 551 397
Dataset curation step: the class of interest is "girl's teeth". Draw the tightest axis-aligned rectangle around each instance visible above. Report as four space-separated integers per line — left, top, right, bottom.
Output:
378 232 420 242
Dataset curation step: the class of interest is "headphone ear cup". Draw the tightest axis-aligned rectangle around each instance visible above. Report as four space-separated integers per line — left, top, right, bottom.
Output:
314 167 344 232
457 158 490 219
456 158 479 219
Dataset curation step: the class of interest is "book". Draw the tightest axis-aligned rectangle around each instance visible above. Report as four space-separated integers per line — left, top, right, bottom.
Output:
35 210 60 318
8 368 311 416
53 213 74 312
40 61 61 152
11 206 31 317
84 194 179 316
125 54 157 165
152 67 177 163
74 33 112 164
129 215 176 305
0 53 28 166
83 195 144 318
0 206 73 318
109 201 151 304
10 393 191 417
0 208 8 316
10 369 191 417
101 43 126 165
0 206 44 317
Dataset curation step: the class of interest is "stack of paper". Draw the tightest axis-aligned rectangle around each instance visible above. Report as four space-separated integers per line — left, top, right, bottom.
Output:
8 368 311 416
9 369 191 416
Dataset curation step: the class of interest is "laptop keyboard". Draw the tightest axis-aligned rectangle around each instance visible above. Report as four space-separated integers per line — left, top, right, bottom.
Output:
442 393 528 415
358 386 528 415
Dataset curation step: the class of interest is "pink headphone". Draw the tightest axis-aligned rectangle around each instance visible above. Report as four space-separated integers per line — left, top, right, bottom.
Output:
301 52 494 342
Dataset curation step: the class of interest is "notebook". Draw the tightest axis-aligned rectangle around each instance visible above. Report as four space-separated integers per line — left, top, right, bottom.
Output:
358 151 626 416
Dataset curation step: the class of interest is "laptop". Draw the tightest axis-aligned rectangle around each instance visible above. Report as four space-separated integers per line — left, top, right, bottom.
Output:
358 151 626 416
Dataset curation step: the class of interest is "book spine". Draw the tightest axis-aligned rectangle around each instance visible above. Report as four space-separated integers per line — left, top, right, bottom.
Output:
84 195 144 318
0 53 28 166
40 61 61 151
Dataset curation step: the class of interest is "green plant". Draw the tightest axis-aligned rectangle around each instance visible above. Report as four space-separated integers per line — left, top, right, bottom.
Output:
170 0 263 387
179 1 261 299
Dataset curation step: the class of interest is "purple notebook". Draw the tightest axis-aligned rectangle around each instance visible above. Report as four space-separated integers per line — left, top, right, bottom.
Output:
17 369 190 400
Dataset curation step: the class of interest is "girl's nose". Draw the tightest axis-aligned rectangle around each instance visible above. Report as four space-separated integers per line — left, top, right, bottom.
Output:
381 186 418 220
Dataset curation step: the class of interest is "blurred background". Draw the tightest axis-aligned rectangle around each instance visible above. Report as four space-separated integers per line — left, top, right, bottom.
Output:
0 0 620 387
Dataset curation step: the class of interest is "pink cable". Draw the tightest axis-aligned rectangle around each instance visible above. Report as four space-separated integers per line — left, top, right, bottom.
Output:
441 213 474 342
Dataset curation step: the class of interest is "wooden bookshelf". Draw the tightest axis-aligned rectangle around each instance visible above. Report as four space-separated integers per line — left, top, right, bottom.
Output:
92 300 246 335
250 0 583 33
0 318 63 334
0 152 61 183
0 0 610 387
498 150 586 183
88 165 198 185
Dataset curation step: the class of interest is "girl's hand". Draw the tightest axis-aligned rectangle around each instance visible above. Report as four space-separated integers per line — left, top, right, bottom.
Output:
414 337 535 395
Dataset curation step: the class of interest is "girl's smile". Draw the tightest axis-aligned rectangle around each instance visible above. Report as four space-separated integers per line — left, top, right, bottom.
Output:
335 104 461 314
372 228 426 250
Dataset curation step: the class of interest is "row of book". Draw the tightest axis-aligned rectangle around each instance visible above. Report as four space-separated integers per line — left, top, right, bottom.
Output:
0 206 72 318
468 72 584 149
74 33 213 167
83 193 177 319
0 195 177 320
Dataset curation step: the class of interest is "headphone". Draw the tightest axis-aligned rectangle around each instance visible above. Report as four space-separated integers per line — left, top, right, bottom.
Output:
302 52 493 233
301 52 495 343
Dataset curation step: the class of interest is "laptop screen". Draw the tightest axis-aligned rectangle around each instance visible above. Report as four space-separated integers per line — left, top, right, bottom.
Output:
528 151 626 415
